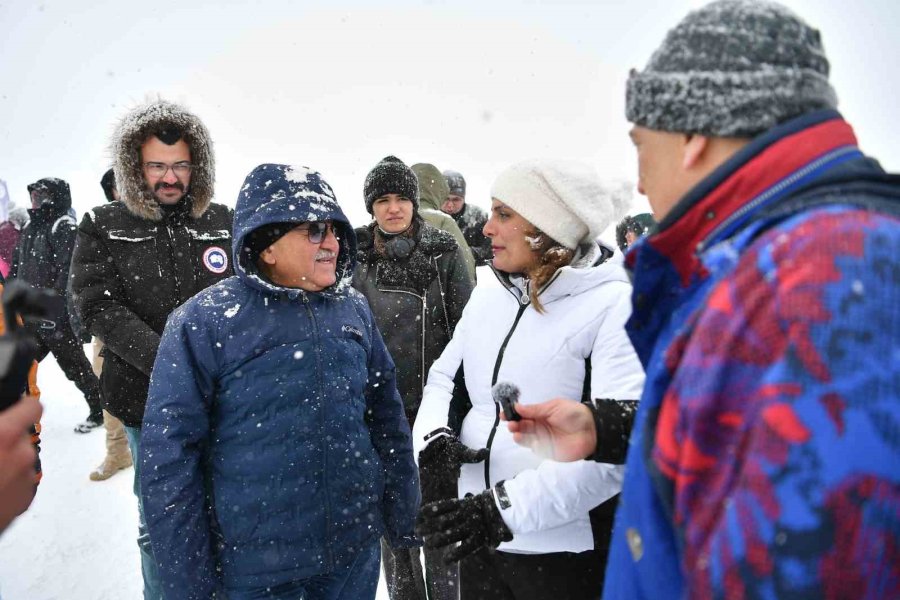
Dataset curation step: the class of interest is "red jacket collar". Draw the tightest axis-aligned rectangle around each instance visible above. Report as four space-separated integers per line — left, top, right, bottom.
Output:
641 116 858 286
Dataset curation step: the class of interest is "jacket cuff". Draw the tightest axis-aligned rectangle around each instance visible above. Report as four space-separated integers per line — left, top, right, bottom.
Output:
583 399 638 464
420 427 453 454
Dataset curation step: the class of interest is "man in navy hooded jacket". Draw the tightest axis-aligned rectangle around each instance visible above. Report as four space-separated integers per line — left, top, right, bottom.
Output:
140 163 420 599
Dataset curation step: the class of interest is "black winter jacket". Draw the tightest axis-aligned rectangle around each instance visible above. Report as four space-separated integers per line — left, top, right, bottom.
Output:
70 199 233 426
451 203 492 266
11 178 77 322
352 220 473 425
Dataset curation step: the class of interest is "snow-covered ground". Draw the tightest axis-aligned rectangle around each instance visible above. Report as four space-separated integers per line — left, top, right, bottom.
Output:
0 349 391 599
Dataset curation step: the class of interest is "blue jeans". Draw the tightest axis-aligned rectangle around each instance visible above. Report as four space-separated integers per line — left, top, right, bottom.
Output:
226 539 381 600
124 426 164 600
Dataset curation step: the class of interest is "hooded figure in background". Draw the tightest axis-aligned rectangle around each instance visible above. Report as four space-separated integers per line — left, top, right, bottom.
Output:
354 155 474 600
9 177 104 434
614 213 655 253
410 162 476 280
141 163 419 599
70 98 233 600
0 179 29 278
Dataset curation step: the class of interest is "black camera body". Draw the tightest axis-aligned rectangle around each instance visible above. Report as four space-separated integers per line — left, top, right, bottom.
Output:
0 281 63 411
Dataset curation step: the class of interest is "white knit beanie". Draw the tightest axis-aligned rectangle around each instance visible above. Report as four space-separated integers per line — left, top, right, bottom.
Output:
490 160 633 250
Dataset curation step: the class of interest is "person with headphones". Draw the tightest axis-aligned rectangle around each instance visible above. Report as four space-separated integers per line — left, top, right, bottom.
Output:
353 155 475 600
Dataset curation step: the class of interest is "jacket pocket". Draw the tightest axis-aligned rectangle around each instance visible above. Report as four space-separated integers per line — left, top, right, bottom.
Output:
186 228 230 242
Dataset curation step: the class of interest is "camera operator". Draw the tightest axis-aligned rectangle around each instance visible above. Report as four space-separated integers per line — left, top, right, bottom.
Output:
0 395 41 534
0 277 45 534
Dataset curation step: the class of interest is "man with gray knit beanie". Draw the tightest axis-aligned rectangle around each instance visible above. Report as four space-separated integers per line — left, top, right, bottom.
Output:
440 169 492 266
505 2 899 599
598 1 900 598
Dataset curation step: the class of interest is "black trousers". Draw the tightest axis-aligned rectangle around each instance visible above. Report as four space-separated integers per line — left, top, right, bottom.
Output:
31 320 103 416
460 546 606 600
381 537 459 600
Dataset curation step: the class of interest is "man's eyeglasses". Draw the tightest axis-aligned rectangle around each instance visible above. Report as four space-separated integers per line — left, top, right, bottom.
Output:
144 162 194 178
296 222 337 244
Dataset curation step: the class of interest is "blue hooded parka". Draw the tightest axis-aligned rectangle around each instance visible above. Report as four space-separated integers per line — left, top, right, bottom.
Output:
140 164 420 598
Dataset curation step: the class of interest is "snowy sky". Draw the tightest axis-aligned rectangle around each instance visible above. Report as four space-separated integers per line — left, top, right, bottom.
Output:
2 0 898 230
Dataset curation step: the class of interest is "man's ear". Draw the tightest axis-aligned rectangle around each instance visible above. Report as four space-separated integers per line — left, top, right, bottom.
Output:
259 246 276 266
682 134 710 170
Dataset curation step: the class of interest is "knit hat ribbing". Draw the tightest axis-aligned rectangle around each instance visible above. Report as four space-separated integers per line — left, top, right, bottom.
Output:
626 0 838 137
363 156 419 214
490 161 633 250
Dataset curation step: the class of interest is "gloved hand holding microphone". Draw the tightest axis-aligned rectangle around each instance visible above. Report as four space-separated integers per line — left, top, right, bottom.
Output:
416 381 524 563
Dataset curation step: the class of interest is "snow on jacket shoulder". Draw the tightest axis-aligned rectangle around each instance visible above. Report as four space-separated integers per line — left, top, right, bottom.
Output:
413 243 645 554
140 164 419 598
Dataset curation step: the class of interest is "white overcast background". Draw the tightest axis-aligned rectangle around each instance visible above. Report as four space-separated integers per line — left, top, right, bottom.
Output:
2 0 898 229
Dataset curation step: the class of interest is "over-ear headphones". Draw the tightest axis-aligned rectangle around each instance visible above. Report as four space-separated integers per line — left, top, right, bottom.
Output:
383 235 415 260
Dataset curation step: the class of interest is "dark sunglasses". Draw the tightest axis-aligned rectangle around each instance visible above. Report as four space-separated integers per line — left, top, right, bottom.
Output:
296 221 337 244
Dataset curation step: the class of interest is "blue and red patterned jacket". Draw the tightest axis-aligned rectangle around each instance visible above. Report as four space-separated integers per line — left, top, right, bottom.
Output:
604 110 900 599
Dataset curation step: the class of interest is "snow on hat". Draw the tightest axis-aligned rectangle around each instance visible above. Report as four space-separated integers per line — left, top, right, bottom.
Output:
626 0 837 137
490 160 633 250
443 170 466 198
363 156 419 214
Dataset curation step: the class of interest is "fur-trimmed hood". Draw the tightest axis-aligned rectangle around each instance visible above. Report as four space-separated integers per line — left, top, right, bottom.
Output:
111 98 214 222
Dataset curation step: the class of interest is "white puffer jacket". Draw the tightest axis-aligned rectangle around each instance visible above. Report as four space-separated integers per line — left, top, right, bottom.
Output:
413 243 645 554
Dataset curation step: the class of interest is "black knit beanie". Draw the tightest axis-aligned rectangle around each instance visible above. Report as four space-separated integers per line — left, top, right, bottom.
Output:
243 222 296 262
363 156 419 214
626 0 838 137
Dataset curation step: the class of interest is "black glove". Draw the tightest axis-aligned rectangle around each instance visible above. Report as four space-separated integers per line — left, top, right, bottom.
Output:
418 434 487 503
416 490 513 563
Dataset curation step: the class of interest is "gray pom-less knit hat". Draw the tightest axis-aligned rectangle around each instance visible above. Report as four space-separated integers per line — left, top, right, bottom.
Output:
363 156 419 214
443 170 466 198
626 0 838 137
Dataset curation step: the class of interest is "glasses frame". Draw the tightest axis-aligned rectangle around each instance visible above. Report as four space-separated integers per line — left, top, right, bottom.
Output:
143 161 195 178
295 221 337 244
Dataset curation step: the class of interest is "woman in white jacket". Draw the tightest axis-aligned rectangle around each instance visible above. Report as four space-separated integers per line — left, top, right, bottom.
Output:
414 160 645 600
